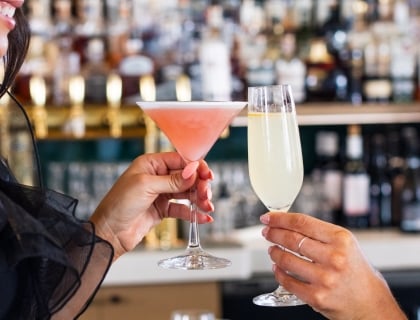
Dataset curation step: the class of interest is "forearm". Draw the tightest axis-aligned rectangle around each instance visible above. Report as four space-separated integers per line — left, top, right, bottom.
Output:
51 220 114 319
360 282 407 320
322 276 408 320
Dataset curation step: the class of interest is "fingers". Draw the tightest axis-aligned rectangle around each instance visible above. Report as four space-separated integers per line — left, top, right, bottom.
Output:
271 262 316 306
260 212 344 245
268 245 322 285
262 227 323 263
167 200 214 223
261 212 357 265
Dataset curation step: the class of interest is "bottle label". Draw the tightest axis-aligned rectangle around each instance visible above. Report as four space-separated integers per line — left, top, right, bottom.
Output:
401 203 420 231
343 174 370 216
324 170 343 210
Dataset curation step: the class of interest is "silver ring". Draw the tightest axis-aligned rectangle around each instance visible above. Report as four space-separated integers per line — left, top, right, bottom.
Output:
297 236 308 255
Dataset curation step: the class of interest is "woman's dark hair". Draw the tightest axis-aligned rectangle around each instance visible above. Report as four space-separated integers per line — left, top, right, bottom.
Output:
0 8 30 97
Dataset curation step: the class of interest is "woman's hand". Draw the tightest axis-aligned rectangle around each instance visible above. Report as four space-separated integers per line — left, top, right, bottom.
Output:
90 152 214 261
260 212 407 320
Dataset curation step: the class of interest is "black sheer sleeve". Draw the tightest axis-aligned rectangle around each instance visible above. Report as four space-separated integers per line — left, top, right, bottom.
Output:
0 94 113 319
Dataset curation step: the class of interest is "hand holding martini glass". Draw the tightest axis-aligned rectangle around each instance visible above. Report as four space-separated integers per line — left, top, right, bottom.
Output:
137 100 246 270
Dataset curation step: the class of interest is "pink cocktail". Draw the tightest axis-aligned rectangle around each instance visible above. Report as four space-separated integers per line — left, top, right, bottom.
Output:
137 101 246 270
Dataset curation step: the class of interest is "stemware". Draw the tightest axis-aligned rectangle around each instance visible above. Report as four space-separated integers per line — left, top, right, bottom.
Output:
170 309 215 320
137 101 246 270
247 84 305 306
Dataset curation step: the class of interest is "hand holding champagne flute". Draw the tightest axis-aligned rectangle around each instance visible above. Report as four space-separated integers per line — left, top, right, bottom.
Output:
247 84 305 306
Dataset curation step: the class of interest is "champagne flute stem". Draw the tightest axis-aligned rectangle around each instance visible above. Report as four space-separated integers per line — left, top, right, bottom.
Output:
187 187 201 249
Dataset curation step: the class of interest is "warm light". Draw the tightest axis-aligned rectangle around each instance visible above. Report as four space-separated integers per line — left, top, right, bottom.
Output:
308 39 333 64
69 75 85 106
0 93 10 107
352 0 368 16
29 75 47 107
175 74 191 102
106 73 122 108
139 75 156 102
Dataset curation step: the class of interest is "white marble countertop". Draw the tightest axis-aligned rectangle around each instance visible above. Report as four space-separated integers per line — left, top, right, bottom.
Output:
102 226 420 286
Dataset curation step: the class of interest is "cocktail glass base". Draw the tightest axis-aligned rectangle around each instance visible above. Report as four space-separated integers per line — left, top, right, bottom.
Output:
157 247 231 270
253 290 306 307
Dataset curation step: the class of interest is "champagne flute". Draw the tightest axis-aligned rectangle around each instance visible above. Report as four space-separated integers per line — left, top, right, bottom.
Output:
247 84 305 306
137 101 246 270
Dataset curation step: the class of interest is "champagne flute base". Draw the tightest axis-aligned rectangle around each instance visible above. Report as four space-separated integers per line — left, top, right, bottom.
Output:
253 290 306 307
158 247 231 270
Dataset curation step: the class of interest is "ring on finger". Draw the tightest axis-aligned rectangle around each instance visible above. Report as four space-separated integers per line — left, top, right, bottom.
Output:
297 236 308 255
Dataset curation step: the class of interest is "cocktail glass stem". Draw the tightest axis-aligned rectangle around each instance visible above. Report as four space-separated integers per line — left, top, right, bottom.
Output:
187 187 201 249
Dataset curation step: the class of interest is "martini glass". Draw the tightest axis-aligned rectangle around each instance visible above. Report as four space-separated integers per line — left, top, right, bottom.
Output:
137 101 246 270
247 84 305 306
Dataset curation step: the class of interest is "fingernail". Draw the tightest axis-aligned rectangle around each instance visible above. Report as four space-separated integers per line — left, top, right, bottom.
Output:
206 214 214 223
262 226 268 237
208 202 215 212
209 169 215 180
260 213 270 224
272 263 277 273
182 161 199 179
206 187 212 200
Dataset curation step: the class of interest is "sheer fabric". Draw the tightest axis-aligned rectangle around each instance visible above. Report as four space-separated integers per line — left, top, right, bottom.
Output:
0 94 113 319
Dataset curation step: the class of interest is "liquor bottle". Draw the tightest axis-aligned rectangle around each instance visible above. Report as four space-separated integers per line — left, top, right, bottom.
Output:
347 7 371 105
210 181 233 240
51 0 80 105
81 38 110 104
390 0 415 103
275 32 306 103
294 0 315 56
367 133 392 227
303 1 349 102
304 37 336 101
342 124 370 228
318 0 349 59
312 131 343 224
362 0 393 103
200 27 232 101
15 0 53 103
73 0 106 64
105 0 131 68
386 129 405 226
399 127 420 232
52 0 74 37
314 0 350 102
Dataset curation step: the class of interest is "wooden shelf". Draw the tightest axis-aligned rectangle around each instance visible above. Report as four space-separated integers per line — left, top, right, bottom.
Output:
25 104 145 140
231 103 420 127
23 103 420 139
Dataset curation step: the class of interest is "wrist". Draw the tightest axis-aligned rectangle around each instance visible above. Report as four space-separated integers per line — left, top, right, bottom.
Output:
90 213 126 262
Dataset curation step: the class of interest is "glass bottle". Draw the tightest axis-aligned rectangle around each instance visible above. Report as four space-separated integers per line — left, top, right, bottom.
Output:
81 38 110 104
399 127 420 232
362 0 394 103
304 37 336 101
342 124 370 228
275 32 306 103
391 0 415 103
312 130 343 224
368 133 392 227
51 0 80 106
200 27 232 101
347 5 371 105
386 129 405 226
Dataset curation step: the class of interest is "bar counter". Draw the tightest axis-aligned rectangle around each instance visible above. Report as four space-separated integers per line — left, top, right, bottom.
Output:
102 226 420 286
